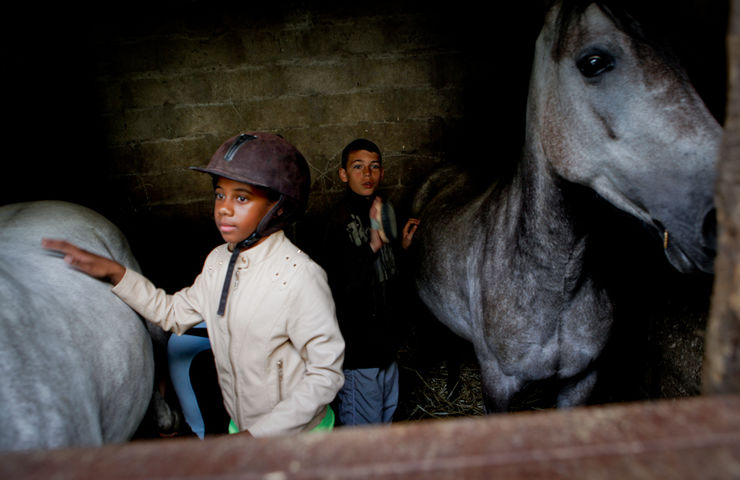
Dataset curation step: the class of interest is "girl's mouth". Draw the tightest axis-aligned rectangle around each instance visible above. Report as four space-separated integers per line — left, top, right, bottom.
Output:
219 223 237 233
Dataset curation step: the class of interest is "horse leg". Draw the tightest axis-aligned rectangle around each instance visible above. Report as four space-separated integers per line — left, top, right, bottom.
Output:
149 329 181 436
151 388 181 435
478 355 521 413
556 369 598 408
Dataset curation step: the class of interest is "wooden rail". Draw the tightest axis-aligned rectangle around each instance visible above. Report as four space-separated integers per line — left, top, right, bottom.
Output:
2 394 739 479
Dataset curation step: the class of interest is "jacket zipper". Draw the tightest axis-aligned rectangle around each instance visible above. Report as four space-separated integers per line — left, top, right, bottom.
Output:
277 359 284 401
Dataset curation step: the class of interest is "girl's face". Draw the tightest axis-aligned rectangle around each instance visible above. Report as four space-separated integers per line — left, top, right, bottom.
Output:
339 149 383 197
213 177 276 246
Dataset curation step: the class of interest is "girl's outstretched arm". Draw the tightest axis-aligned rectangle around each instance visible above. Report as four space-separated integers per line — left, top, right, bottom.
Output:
42 238 126 285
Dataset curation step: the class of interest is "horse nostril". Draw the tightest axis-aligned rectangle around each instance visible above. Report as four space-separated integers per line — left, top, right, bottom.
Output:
702 207 717 253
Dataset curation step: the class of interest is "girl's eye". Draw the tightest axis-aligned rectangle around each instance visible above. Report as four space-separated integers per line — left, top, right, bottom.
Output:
215 192 224 200
237 195 248 203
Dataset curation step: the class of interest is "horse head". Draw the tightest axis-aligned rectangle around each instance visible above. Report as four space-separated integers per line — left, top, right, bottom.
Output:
527 0 722 274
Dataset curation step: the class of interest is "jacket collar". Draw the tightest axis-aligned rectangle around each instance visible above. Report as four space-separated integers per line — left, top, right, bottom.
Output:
232 230 286 269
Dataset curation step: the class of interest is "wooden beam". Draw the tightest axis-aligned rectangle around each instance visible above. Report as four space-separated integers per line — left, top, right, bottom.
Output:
704 0 740 395
2 394 739 479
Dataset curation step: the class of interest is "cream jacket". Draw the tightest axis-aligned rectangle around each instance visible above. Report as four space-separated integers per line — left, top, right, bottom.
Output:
112 231 345 437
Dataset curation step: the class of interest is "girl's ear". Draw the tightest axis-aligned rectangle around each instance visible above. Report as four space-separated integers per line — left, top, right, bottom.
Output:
338 168 348 183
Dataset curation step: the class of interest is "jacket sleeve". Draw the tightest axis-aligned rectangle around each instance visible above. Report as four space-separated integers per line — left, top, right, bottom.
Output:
248 262 345 436
111 267 207 335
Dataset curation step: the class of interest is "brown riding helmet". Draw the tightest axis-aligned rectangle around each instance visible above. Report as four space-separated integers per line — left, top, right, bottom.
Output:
191 132 310 209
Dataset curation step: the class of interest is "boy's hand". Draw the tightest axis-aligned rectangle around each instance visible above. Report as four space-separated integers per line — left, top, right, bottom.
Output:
41 238 126 285
402 218 420 250
368 197 385 252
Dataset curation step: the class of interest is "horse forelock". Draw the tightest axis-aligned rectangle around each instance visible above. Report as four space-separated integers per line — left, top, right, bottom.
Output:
550 0 685 76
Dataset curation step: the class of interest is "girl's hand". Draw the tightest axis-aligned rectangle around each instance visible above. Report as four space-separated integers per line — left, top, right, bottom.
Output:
41 238 126 285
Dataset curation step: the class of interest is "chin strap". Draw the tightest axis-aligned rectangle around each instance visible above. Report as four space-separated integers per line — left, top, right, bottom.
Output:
216 195 285 316
217 232 261 316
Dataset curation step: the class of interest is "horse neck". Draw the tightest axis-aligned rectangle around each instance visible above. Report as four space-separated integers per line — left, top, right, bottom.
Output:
501 140 587 269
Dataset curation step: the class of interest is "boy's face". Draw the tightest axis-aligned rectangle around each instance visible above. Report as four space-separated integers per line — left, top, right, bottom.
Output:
339 149 383 197
213 177 277 245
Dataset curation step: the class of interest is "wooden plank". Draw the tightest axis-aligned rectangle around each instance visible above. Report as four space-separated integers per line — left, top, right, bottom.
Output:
704 0 740 394
2 394 739 479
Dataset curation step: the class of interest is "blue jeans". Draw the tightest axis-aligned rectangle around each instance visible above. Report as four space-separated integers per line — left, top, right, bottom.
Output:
337 362 399 426
167 322 211 439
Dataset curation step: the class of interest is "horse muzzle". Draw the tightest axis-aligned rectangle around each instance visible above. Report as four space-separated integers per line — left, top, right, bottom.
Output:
656 206 717 275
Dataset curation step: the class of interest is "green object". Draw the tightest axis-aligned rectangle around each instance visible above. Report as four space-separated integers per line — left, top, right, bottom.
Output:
314 404 335 431
228 405 334 434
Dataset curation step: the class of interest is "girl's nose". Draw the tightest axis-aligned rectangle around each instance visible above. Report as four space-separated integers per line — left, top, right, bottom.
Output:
218 202 233 216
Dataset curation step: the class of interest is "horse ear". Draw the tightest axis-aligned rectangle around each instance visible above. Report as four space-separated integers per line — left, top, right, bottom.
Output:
338 167 348 183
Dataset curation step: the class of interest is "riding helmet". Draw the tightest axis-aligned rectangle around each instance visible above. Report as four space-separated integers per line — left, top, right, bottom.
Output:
191 132 310 211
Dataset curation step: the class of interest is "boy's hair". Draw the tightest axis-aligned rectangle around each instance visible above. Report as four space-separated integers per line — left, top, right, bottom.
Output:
340 139 382 170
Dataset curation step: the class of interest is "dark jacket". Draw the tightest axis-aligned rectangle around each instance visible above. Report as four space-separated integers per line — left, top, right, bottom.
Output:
319 190 400 369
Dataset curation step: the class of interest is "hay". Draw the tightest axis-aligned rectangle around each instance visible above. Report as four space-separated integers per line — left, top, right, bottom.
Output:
399 362 484 420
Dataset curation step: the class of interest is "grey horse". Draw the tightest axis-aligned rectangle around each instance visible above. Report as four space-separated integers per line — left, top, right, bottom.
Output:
0 201 174 450
413 0 721 412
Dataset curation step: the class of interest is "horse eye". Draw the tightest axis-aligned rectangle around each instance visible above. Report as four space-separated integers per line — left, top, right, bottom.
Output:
577 53 615 78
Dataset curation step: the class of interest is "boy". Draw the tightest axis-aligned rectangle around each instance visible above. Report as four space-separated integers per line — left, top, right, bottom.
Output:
43 132 345 437
319 138 418 426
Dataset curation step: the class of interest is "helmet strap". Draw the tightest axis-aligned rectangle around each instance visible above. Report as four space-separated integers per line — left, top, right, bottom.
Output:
216 195 285 316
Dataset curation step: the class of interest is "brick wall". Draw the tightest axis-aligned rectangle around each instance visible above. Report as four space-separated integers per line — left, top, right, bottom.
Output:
95 5 466 214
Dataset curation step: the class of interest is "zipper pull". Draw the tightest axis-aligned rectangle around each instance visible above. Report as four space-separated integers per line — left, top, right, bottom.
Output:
277 360 284 400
